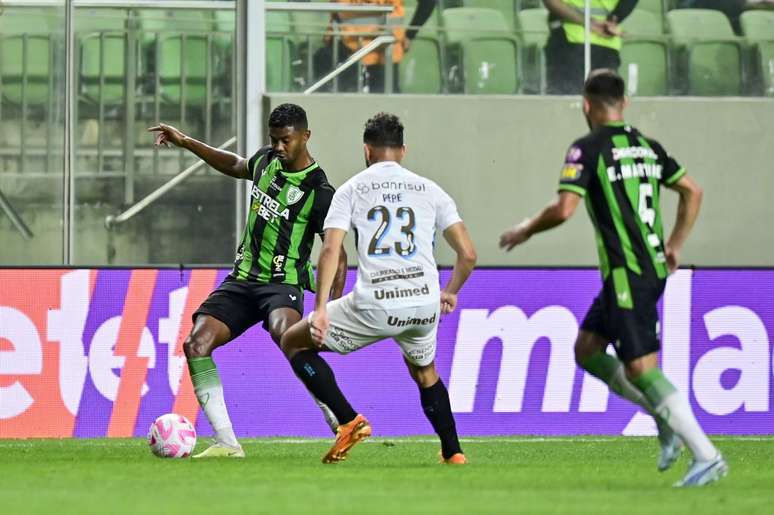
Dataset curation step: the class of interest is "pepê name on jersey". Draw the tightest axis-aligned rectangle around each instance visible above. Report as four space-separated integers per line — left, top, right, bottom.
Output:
252 184 290 221
374 283 430 300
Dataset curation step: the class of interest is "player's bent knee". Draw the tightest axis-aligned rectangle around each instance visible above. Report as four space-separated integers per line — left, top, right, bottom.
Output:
183 333 214 358
574 339 594 367
269 321 289 346
574 331 606 367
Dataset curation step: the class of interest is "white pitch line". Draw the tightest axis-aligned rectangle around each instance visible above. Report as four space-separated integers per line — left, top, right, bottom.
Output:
0 435 773 448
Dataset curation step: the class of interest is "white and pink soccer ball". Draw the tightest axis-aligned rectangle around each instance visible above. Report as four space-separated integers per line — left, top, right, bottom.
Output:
147 413 197 458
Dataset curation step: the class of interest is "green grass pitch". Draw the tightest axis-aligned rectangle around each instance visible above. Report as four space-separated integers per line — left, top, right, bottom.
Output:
1 436 772 515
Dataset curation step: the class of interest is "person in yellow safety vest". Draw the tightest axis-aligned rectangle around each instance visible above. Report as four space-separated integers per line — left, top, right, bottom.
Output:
313 0 437 93
543 0 637 94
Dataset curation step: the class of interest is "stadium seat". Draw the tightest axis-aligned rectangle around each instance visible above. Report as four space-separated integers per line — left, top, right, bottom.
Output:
137 10 217 104
0 8 54 105
620 10 669 95
636 0 664 19
517 8 548 93
77 9 128 105
265 12 294 92
667 9 743 96
442 8 520 94
461 0 518 31
401 6 444 93
740 11 774 97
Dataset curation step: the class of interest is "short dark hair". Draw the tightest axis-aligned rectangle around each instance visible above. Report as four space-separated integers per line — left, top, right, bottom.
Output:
583 69 625 107
363 112 404 148
268 103 308 130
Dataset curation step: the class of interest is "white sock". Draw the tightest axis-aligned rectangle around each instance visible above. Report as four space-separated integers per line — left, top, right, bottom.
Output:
189 357 239 448
655 391 717 462
312 394 340 434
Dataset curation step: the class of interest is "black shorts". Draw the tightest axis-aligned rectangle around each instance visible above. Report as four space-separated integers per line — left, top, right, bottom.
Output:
581 268 666 363
545 28 621 95
193 276 304 339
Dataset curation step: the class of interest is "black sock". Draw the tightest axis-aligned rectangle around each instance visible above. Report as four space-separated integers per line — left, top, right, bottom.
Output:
420 379 462 459
290 351 357 425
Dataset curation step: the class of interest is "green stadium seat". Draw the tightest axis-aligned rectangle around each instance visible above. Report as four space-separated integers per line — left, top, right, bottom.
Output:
636 0 664 19
461 0 518 31
137 10 216 104
620 10 669 95
517 8 548 93
0 8 54 105
442 8 520 94
740 10 774 40
740 11 774 96
401 6 444 93
77 9 128 105
265 11 294 92
667 9 743 96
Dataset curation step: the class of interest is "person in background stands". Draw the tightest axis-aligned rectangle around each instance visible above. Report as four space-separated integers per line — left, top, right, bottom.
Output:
313 0 438 93
543 0 637 95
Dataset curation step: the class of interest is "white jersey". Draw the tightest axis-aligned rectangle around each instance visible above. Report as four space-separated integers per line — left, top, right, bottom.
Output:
323 161 462 310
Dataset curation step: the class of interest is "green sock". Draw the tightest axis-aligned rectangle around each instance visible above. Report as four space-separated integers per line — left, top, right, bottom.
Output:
631 368 677 409
188 357 238 447
581 351 653 412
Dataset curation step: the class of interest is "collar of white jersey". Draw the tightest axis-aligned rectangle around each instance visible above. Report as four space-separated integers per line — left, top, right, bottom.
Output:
367 160 400 170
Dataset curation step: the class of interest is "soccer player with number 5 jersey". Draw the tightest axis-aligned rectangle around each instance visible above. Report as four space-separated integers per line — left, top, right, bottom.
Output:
499 70 727 487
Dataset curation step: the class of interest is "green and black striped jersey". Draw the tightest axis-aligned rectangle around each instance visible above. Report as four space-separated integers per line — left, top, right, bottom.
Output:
232 146 334 290
558 122 686 282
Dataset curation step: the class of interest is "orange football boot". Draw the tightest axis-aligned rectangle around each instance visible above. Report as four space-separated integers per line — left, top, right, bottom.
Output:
439 451 467 464
322 414 372 464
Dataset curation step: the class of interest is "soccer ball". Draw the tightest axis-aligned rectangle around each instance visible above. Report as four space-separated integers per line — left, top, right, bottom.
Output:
147 413 197 458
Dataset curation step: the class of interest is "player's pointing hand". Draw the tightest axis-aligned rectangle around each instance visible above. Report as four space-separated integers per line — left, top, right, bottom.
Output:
147 123 187 148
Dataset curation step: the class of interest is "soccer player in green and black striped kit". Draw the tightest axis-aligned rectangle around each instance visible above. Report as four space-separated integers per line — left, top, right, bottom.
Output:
149 104 347 458
499 70 727 487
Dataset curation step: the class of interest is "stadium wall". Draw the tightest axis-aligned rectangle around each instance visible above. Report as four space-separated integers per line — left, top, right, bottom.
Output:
1 267 772 438
268 94 774 267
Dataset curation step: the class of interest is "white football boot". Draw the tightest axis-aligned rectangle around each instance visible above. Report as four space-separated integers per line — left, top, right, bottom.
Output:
192 441 245 459
674 454 728 487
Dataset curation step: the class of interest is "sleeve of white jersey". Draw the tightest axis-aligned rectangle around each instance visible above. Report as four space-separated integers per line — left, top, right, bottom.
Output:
435 185 462 232
323 181 353 232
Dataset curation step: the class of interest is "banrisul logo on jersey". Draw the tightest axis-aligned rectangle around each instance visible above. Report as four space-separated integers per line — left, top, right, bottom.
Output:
1 268 773 437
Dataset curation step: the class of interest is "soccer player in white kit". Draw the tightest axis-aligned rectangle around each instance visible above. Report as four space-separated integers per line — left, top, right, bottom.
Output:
281 113 477 464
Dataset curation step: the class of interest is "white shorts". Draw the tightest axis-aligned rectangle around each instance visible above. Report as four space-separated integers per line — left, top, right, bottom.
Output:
314 293 440 367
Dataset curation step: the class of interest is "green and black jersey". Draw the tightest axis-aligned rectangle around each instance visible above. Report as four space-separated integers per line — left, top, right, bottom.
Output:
558 122 686 283
232 146 334 290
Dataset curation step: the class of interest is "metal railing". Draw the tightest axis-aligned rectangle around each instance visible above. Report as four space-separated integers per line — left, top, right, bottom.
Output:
0 188 33 240
105 136 235 229
304 35 396 94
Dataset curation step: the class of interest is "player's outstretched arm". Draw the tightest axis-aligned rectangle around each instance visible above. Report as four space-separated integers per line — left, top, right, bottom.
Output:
499 191 581 251
441 222 477 314
665 174 703 273
148 123 249 179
